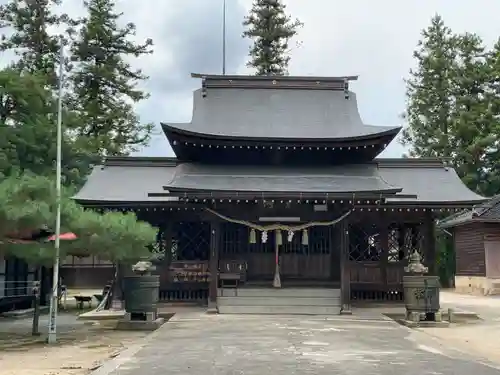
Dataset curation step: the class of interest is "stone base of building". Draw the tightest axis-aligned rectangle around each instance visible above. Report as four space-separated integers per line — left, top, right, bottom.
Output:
454 276 500 296
207 301 218 314
116 311 165 331
116 317 165 331
399 319 450 328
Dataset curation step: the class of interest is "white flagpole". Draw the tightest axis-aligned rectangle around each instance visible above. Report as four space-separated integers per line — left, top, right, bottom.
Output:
47 38 64 344
222 0 226 75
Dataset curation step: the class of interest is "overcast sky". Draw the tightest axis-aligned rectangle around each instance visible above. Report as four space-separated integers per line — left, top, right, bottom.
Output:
5 0 500 158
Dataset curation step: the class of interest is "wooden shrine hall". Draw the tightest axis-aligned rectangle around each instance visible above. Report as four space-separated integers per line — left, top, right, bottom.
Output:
74 73 485 314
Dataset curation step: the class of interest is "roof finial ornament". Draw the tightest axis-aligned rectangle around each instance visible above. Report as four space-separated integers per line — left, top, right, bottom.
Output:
343 78 349 100
201 76 207 98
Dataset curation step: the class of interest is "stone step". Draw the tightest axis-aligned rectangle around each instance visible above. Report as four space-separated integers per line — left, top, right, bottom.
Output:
218 296 341 306
217 288 341 298
217 305 342 315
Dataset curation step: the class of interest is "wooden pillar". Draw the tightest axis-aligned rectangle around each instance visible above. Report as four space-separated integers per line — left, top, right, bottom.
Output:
329 226 340 282
162 222 173 263
340 218 351 314
379 221 389 291
160 221 173 290
424 211 437 275
208 221 220 311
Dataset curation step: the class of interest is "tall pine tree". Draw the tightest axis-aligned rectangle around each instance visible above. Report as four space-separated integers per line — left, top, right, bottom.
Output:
69 0 154 156
242 0 302 76
449 32 497 194
480 39 500 195
402 14 500 195
0 0 76 89
0 1 89 184
401 15 457 159
0 68 91 185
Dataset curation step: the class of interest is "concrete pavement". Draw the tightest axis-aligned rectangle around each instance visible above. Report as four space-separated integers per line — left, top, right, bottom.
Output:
440 290 500 320
95 311 500 375
415 291 500 366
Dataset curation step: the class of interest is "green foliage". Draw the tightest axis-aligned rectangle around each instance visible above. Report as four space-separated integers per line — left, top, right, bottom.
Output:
69 210 156 263
0 173 157 265
401 15 457 159
402 14 500 196
0 173 55 237
436 230 455 287
0 242 63 267
0 0 77 89
403 15 500 282
0 68 92 186
0 0 158 266
68 0 154 156
242 0 303 76
0 0 155 164
481 39 500 196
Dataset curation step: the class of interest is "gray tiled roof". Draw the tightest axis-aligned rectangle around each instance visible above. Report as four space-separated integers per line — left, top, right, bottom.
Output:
439 195 500 228
73 159 178 203
74 157 486 205
378 162 485 204
163 88 401 140
166 163 399 194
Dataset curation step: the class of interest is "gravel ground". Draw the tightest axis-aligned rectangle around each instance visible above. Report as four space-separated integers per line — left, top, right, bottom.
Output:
0 313 148 375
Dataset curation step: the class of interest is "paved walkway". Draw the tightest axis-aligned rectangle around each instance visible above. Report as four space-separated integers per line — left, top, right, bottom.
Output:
97 311 500 375
416 291 500 365
440 291 500 320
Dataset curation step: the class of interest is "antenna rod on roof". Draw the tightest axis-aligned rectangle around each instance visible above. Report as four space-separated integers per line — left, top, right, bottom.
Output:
222 0 226 75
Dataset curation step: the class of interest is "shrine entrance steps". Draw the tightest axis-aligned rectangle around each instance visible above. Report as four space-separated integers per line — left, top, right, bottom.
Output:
217 287 341 315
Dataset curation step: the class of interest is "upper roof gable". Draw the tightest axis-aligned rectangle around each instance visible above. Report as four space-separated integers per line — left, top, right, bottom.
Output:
163 74 401 140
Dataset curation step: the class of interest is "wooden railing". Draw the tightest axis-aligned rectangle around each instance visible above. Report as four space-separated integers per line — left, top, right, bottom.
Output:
159 260 210 303
348 261 405 302
219 259 247 287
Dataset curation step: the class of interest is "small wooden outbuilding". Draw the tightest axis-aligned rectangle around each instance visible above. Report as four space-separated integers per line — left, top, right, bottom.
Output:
440 196 500 295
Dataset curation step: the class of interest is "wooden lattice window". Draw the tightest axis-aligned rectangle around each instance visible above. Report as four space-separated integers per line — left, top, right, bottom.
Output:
349 223 382 261
149 226 168 258
172 222 210 261
281 230 303 254
249 230 275 254
221 223 248 255
309 227 331 255
388 224 424 263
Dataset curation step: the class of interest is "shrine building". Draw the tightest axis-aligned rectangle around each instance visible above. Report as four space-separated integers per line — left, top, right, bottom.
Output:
72 73 485 314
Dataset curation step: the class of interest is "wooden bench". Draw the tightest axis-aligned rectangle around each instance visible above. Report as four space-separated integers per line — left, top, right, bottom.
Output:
219 260 247 288
74 296 93 309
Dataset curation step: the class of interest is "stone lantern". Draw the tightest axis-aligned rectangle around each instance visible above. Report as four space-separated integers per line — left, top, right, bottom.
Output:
403 250 441 322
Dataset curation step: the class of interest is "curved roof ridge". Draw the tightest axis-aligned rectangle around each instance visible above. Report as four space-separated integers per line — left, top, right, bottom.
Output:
191 72 359 82
161 75 401 141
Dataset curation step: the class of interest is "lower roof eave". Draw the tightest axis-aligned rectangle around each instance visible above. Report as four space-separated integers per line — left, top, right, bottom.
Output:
385 200 486 209
74 198 179 208
75 197 482 210
158 188 406 200
163 123 401 147
439 218 500 230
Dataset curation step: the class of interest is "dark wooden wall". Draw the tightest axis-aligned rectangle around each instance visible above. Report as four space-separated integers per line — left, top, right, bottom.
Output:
132 203 439 305
60 267 114 289
454 223 486 277
483 223 500 242
346 210 435 302
0 256 36 312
